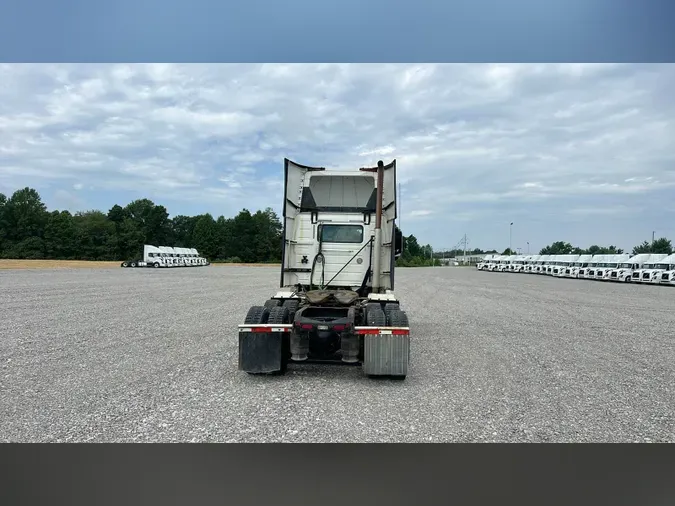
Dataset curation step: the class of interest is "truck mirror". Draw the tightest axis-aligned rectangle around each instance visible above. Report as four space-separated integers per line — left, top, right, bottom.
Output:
394 228 403 257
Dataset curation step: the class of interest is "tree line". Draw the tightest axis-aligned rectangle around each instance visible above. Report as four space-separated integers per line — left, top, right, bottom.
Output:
0 186 438 265
0 187 283 263
6 186 666 266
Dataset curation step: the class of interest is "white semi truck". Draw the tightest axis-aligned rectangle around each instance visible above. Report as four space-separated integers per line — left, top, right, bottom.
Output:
532 254 549 274
508 255 526 272
633 254 669 283
584 255 605 279
595 254 631 280
543 254 561 275
497 255 515 272
552 254 579 277
656 254 675 286
487 255 505 271
524 255 541 273
477 254 496 270
238 159 410 379
608 253 663 282
121 244 210 268
565 254 591 278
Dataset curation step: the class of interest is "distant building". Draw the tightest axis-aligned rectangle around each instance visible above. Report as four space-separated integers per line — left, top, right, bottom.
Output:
449 254 487 264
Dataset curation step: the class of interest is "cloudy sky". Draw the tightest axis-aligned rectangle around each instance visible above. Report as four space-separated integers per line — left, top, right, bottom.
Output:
1 63 674 252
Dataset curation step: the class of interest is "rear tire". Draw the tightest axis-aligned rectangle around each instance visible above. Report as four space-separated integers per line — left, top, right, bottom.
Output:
244 306 270 324
264 299 280 310
267 306 290 375
121 262 128 268
366 306 387 326
282 299 299 321
387 309 409 327
383 302 400 323
130 262 137 268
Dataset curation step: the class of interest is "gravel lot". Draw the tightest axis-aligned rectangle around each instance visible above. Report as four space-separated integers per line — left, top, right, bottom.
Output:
1 265 674 442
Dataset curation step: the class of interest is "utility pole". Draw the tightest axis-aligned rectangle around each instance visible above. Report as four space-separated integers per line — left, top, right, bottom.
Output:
462 234 468 264
509 222 513 253
527 241 530 254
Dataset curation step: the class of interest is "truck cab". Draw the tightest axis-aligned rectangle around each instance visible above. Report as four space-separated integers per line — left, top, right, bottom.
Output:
543 255 559 275
533 255 548 274
584 255 604 279
569 254 593 278
238 159 409 379
509 255 525 272
610 253 655 282
488 256 502 271
523 255 539 273
497 255 514 272
596 254 630 280
656 254 675 285
143 245 169 267
632 254 668 282
552 254 578 277
477 254 495 270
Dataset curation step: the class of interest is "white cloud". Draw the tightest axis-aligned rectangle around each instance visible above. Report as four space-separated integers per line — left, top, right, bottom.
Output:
0 63 674 250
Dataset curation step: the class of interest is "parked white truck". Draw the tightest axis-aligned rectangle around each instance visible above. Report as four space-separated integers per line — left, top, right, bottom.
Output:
584 255 606 279
655 254 675 286
523 255 540 273
238 158 410 379
543 254 561 275
121 244 209 268
509 255 526 272
531 254 548 274
608 253 663 282
633 254 669 283
551 254 579 277
497 255 515 272
595 254 631 280
565 254 592 278
477 254 496 270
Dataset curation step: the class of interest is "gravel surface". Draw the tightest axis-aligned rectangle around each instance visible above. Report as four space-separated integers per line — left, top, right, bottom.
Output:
1 265 674 442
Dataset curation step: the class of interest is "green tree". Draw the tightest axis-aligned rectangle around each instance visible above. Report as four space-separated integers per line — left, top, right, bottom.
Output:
44 210 77 259
632 238 672 255
3 187 49 243
539 241 574 255
0 193 7 252
171 215 199 248
192 213 219 260
73 211 118 260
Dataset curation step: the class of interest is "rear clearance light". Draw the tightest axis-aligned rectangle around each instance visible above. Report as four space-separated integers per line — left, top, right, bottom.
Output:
354 327 410 336
238 324 292 333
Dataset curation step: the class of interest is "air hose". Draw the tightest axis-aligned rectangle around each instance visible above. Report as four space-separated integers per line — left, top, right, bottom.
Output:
310 234 325 290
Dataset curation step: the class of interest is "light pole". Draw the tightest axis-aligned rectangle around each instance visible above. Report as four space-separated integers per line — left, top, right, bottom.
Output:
527 241 530 254
509 222 513 253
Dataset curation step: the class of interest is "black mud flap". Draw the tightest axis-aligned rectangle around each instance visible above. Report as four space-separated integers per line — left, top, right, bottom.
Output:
238 325 291 374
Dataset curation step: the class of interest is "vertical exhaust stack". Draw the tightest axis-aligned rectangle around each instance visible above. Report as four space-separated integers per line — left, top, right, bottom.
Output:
373 160 385 293
360 160 386 293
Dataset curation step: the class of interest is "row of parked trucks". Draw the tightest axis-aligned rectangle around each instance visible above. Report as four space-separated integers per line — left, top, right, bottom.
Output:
477 252 675 285
120 245 210 268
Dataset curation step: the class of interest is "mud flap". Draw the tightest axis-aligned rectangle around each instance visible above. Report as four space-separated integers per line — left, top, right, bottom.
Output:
238 325 292 374
356 327 410 376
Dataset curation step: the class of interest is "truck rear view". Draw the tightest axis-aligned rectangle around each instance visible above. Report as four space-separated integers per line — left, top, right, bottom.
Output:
237 159 409 379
